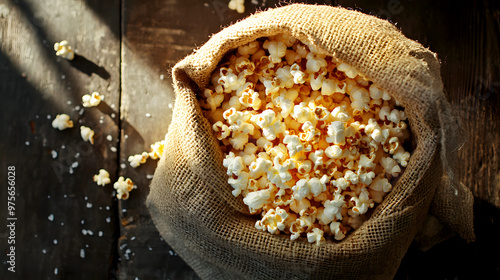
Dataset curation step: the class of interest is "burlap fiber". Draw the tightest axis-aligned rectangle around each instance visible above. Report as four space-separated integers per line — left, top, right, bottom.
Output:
147 4 475 279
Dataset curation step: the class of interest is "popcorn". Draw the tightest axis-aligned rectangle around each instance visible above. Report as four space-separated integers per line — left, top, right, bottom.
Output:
80 126 95 144
238 88 261 110
326 121 345 145
229 132 249 150
265 40 287 64
238 41 259 56
228 0 245 14
325 145 342 159
291 102 314 123
305 52 327 73
93 169 111 186
350 86 370 114
228 171 249 196
255 207 289 234
128 152 149 168
149 140 165 160
330 221 346 240
393 146 411 167
290 63 306 84
321 78 345 96
307 228 325 245
351 187 373 215
223 152 245 176
249 157 272 178
337 62 358 79
82 92 103 107
201 89 224 111
380 156 401 177
54 40 75 60
251 110 285 141
243 189 271 213
369 176 392 193
52 114 74 130
323 194 345 222
283 134 304 157
199 35 412 244
113 176 136 200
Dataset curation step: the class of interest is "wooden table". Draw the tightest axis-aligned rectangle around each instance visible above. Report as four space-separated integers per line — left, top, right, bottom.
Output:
0 0 498 279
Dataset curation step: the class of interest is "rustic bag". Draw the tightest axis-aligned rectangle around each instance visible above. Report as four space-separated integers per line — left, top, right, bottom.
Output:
147 4 475 279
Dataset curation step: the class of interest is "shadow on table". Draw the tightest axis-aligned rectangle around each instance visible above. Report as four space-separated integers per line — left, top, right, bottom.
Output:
396 197 500 279
70 54 110 80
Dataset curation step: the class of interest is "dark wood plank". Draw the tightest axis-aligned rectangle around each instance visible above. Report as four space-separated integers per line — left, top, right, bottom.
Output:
0 0 120 279
118 0 216 278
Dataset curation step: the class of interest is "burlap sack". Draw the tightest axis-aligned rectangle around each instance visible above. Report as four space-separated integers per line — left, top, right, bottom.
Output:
147 4 475 279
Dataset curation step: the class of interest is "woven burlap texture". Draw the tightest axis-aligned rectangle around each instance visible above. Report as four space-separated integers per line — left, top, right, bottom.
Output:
147 4 475 280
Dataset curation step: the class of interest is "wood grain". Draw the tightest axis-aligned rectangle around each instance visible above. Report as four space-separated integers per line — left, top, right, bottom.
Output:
0 0 498 279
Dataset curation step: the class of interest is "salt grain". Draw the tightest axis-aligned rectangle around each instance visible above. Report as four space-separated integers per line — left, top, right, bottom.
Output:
53 239 58 245
120 163 126 169
146 174 154 179
71 162 79 168
106 217 111 223
54 267 58 275
80 249 85 258
160 74 165 80
51 150 58 159
25 141 30 146
110 147 117 152
98 231 103 237
145 113 152 118
48 214 54 221
42 249 47 254
86 202 92 208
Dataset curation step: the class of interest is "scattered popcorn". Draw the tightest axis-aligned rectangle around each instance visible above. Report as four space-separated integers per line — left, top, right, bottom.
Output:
113 176 136 200
128 152 149 168
228 0 245 14
81 92 103 107
199 35 411 244
93 169 111 186
80 126 95 144
52 114 74 130
54 40 75 60
149 140 165 160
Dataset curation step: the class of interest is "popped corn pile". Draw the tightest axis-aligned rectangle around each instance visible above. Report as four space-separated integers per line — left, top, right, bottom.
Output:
200 34 411 244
